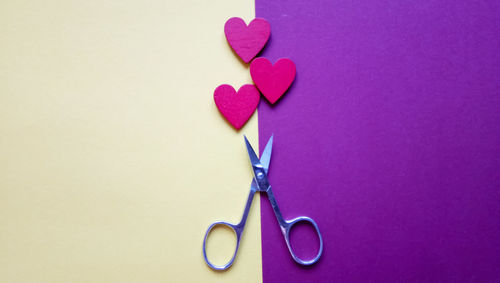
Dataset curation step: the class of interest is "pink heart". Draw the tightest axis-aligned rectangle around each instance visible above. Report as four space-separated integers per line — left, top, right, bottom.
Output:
250 57 296 104
224 17 271 63
214 84 260 130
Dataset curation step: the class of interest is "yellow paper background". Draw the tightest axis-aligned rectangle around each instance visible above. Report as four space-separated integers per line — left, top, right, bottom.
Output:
0 0 261 282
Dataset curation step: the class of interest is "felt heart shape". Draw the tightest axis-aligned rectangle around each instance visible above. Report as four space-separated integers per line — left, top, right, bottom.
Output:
224 17 271 63
214 84 260 130
250 57 296 104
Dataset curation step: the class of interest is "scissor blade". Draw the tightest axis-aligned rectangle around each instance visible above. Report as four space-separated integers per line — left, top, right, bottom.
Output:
244 135 263 168
260 135 273 174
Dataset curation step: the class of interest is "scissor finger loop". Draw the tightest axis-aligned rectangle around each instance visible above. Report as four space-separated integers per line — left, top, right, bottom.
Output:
202 221 241 271
283 216 323 266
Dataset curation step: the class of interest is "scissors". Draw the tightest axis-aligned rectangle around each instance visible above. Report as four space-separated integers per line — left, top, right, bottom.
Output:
202 135 323 270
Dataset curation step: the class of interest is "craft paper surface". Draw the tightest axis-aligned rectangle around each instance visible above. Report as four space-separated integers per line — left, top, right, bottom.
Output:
0 1 261 282
257 1 500 282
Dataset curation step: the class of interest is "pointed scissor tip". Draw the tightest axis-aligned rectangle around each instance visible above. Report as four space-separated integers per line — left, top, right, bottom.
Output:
243 135 251 147
264 135 274 152
244 135 261 167
260 135 274 173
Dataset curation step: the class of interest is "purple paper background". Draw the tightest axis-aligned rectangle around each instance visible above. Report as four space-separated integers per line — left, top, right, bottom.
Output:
257 1 500 282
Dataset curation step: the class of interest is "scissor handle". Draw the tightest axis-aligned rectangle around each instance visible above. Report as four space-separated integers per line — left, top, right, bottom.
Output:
283 216 323 265
202 221 242 271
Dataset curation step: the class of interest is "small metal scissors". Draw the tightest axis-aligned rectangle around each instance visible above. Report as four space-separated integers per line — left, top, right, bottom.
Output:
203 135 323 270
